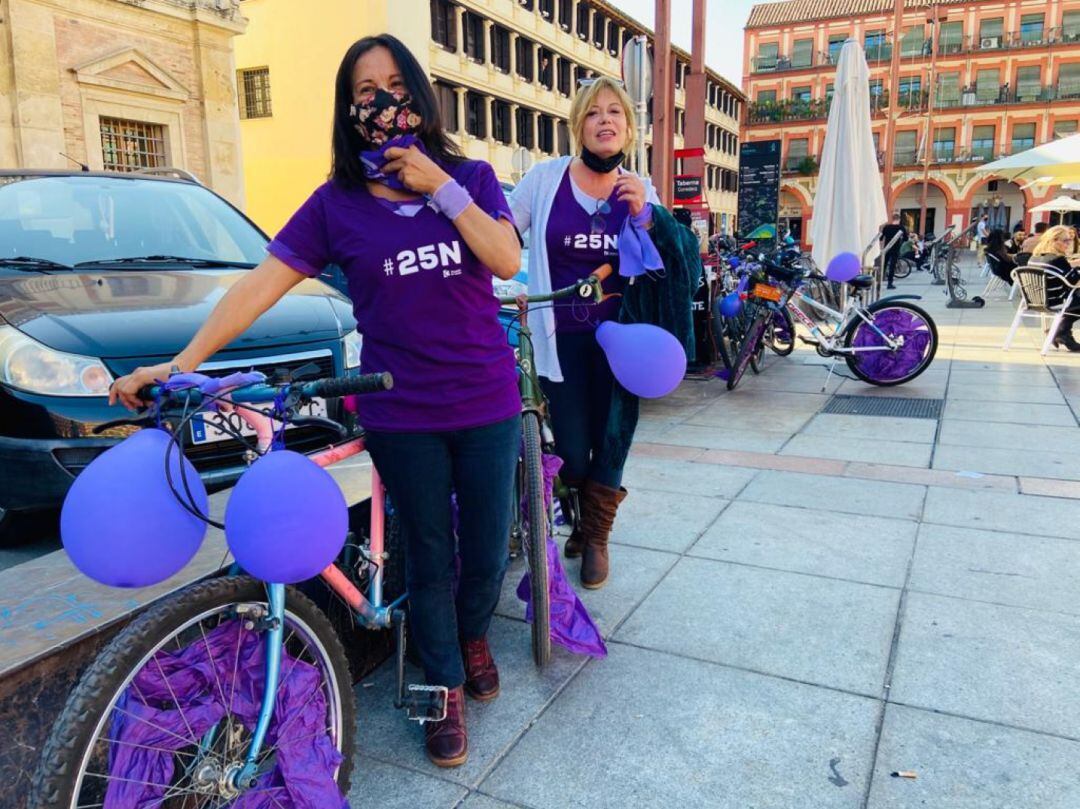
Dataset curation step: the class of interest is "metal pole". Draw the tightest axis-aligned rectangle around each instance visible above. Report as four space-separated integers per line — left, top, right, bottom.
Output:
879 0 905 211
653 0 674 205
637 36 647 175
917 2 940 236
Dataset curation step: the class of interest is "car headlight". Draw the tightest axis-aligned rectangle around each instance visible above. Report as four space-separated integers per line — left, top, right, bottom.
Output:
343 329 362 369
0 325 114 396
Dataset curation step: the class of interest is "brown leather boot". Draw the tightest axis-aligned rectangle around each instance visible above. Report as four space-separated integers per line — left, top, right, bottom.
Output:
579 481 627 590
424 686 468 767
559 480 585 559
462 637 499 701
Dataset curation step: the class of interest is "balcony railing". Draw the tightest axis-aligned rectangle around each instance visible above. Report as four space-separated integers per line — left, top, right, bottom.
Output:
746 97 830 124
783 155 819 175
750 53 817 73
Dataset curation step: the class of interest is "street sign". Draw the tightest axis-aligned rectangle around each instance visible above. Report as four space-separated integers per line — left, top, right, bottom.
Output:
673 175 703 205
674 147 705 159
737 140 781 241
511 147 533 175
621 37 652 104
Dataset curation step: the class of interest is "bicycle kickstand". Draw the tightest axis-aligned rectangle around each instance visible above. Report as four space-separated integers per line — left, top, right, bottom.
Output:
391 609 448 724
821 356 841 393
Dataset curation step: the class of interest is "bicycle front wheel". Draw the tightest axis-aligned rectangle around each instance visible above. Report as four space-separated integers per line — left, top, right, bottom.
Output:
764 307 795 356
727 307 769 391
521 412 551 667
843 301 938 386
31 576 355 809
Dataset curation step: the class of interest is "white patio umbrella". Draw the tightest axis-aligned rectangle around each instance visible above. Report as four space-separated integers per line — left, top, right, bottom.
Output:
1029 195 1080 214
977 134 1080 185
810 40 886 270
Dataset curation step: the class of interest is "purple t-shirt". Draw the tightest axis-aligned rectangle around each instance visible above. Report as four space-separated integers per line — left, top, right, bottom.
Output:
544 167 628 333
267 161 520 432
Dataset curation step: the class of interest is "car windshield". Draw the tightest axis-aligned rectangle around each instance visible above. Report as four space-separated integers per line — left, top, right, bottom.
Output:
0 176 268 267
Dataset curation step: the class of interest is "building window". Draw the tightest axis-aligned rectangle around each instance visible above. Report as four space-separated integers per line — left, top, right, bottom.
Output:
538 48 554 89
975 68 1000 102
894 130 918 164
756 42 779 71
1016 66 1042 101
100 117 167 172
466 91 486 137
491 25 510 72
516 107 535 148
827 34 845 64
431 0 457 51
538 0 554 19
557 119 570 154
1054 119 1078 137
757 89 776 104
978 17 1003 49
971 124 996 160
577 2 590 40
1064 12 1080 43
463 12 485 62
558 0 573 31
791 85 811 102
899 24 925 57
791 38 813 68
1059 63 1080 99
1011 123 1036 152
938 21 963 54
434 81 459 132
1020 13 1044 45
237 67 272 119
785 138 808 171
936 73 960 107
557 57 572 95
897 75 922 107
864 29 888 61
592 10 605 48
932 127 955 161
607 21 619 55
493 99 511 144
516 37 535 81
538 114 554 153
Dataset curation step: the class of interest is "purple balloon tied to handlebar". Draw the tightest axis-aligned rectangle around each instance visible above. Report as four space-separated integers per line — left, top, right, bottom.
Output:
826 252 861 283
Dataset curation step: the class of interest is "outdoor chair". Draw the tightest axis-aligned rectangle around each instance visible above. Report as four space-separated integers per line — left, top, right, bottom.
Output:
980 253 1018 299
1003 262 1080 354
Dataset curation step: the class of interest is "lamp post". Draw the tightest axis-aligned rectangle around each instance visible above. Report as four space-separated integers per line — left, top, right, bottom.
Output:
917 2 942 236
879 0 905 211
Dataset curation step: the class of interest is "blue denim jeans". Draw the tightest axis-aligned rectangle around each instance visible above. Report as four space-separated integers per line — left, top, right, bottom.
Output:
540 330 624 489
363 414 519 688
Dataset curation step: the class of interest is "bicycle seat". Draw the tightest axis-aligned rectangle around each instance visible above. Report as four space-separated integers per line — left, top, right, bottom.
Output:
847 274 875 289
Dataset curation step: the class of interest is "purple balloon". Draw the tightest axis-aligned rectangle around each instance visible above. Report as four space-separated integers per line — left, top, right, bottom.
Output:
596 321 687 399
225 450 348 583
826 251 862 282
61 428 208 588
719 292 743 317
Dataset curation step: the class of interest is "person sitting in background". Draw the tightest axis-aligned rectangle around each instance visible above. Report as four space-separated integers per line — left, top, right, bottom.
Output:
1006 229 1026 255
1021 221 1049 254
1030 224 1080 352
984 229 1016 286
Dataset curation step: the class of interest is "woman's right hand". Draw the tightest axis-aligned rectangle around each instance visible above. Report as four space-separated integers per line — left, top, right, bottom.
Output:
109 361 178 411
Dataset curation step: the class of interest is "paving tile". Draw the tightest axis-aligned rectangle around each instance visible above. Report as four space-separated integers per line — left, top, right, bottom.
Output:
868 704 1080 809
713 389 829 412
495 543 677 638
943 399 1077 427
691 501 916 587
781 435 933 468
947 368 1058 387
684 406 816 432
1019 477 1080 499
347 758 467 808
738 469 926 521
922 487 1080 540
608 490 730 553
458 794 525 809
945 383 1067 405
800 413 938 443
932 444 1078 480
657 423 794 453
614 556 899 694
938 419 1080 453
909 524 1080 615
480 643 879 809
842 462 1015 492
891 592 1080 739
698 448 848 475
620 456 758 498
353 616 586 787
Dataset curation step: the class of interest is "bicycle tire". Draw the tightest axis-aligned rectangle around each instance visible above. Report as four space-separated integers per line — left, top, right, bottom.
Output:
842 300 938 386
522 412 551 667
893 258 913 279
764 307 795 356
726 308 768 391
30 577 356 808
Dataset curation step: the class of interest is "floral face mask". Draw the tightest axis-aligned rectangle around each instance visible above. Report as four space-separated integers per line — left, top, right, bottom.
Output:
349 88 422 147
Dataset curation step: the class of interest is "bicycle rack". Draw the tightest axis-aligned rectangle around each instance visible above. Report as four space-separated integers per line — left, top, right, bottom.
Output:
940 224 986 309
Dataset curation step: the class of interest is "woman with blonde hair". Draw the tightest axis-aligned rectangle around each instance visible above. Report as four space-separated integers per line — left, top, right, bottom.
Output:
509 76 661 589
1030 224 1080 351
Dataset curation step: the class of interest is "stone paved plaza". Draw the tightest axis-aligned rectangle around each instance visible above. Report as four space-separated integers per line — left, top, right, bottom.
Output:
350 264 1080 809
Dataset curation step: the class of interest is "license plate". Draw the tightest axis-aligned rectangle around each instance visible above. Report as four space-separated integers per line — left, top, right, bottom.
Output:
190 398 328 445
752 283 782 302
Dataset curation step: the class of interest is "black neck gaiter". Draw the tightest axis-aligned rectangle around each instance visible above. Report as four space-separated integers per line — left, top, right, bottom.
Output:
580 147 625 174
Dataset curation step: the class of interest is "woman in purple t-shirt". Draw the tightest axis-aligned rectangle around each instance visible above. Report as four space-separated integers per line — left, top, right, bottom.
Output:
509 77 661 591
111 35 522 769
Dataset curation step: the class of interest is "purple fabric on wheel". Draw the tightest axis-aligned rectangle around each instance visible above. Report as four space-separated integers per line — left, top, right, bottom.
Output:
850 307 932 382
516 453 607 659
104 619 348 808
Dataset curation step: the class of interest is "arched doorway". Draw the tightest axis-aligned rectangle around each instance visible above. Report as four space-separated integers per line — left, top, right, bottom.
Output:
779 188 809 245
968 179 1026 233
893 183 948 238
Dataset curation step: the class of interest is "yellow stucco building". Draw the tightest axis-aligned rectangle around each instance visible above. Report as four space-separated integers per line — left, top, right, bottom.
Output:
234 0 743 234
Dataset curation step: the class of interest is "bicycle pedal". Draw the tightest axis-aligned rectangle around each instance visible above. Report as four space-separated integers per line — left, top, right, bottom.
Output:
403 684 448 724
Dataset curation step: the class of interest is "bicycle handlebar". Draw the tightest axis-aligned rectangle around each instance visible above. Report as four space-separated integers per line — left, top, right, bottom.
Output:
497 263 613 307
136 372 394 407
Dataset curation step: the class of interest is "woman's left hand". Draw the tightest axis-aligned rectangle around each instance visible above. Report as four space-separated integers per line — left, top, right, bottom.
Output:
382 145 451 195
614 174 647 217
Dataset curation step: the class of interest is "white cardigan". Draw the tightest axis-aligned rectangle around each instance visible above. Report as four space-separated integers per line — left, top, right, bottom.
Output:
508 156 660 382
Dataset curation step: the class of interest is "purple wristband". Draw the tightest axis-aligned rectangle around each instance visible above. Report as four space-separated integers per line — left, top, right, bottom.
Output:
631 203 653 227
429 179 473 221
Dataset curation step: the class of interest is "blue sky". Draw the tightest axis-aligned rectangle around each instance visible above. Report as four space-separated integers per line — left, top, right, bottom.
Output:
612 0 758 86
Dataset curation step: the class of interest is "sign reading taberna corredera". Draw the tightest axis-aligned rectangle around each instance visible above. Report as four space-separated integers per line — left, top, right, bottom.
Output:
737 139 781 241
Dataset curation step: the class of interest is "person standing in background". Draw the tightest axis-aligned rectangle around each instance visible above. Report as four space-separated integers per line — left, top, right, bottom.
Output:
879 212 907 290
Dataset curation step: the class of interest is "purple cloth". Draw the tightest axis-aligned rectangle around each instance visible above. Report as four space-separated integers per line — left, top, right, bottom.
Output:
617 208 663 279
545 168 627 333
161 371 266 411
516 453 607 659
359 134 423 191
267 161 519 432
850 306 934 382
105 619 347 808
